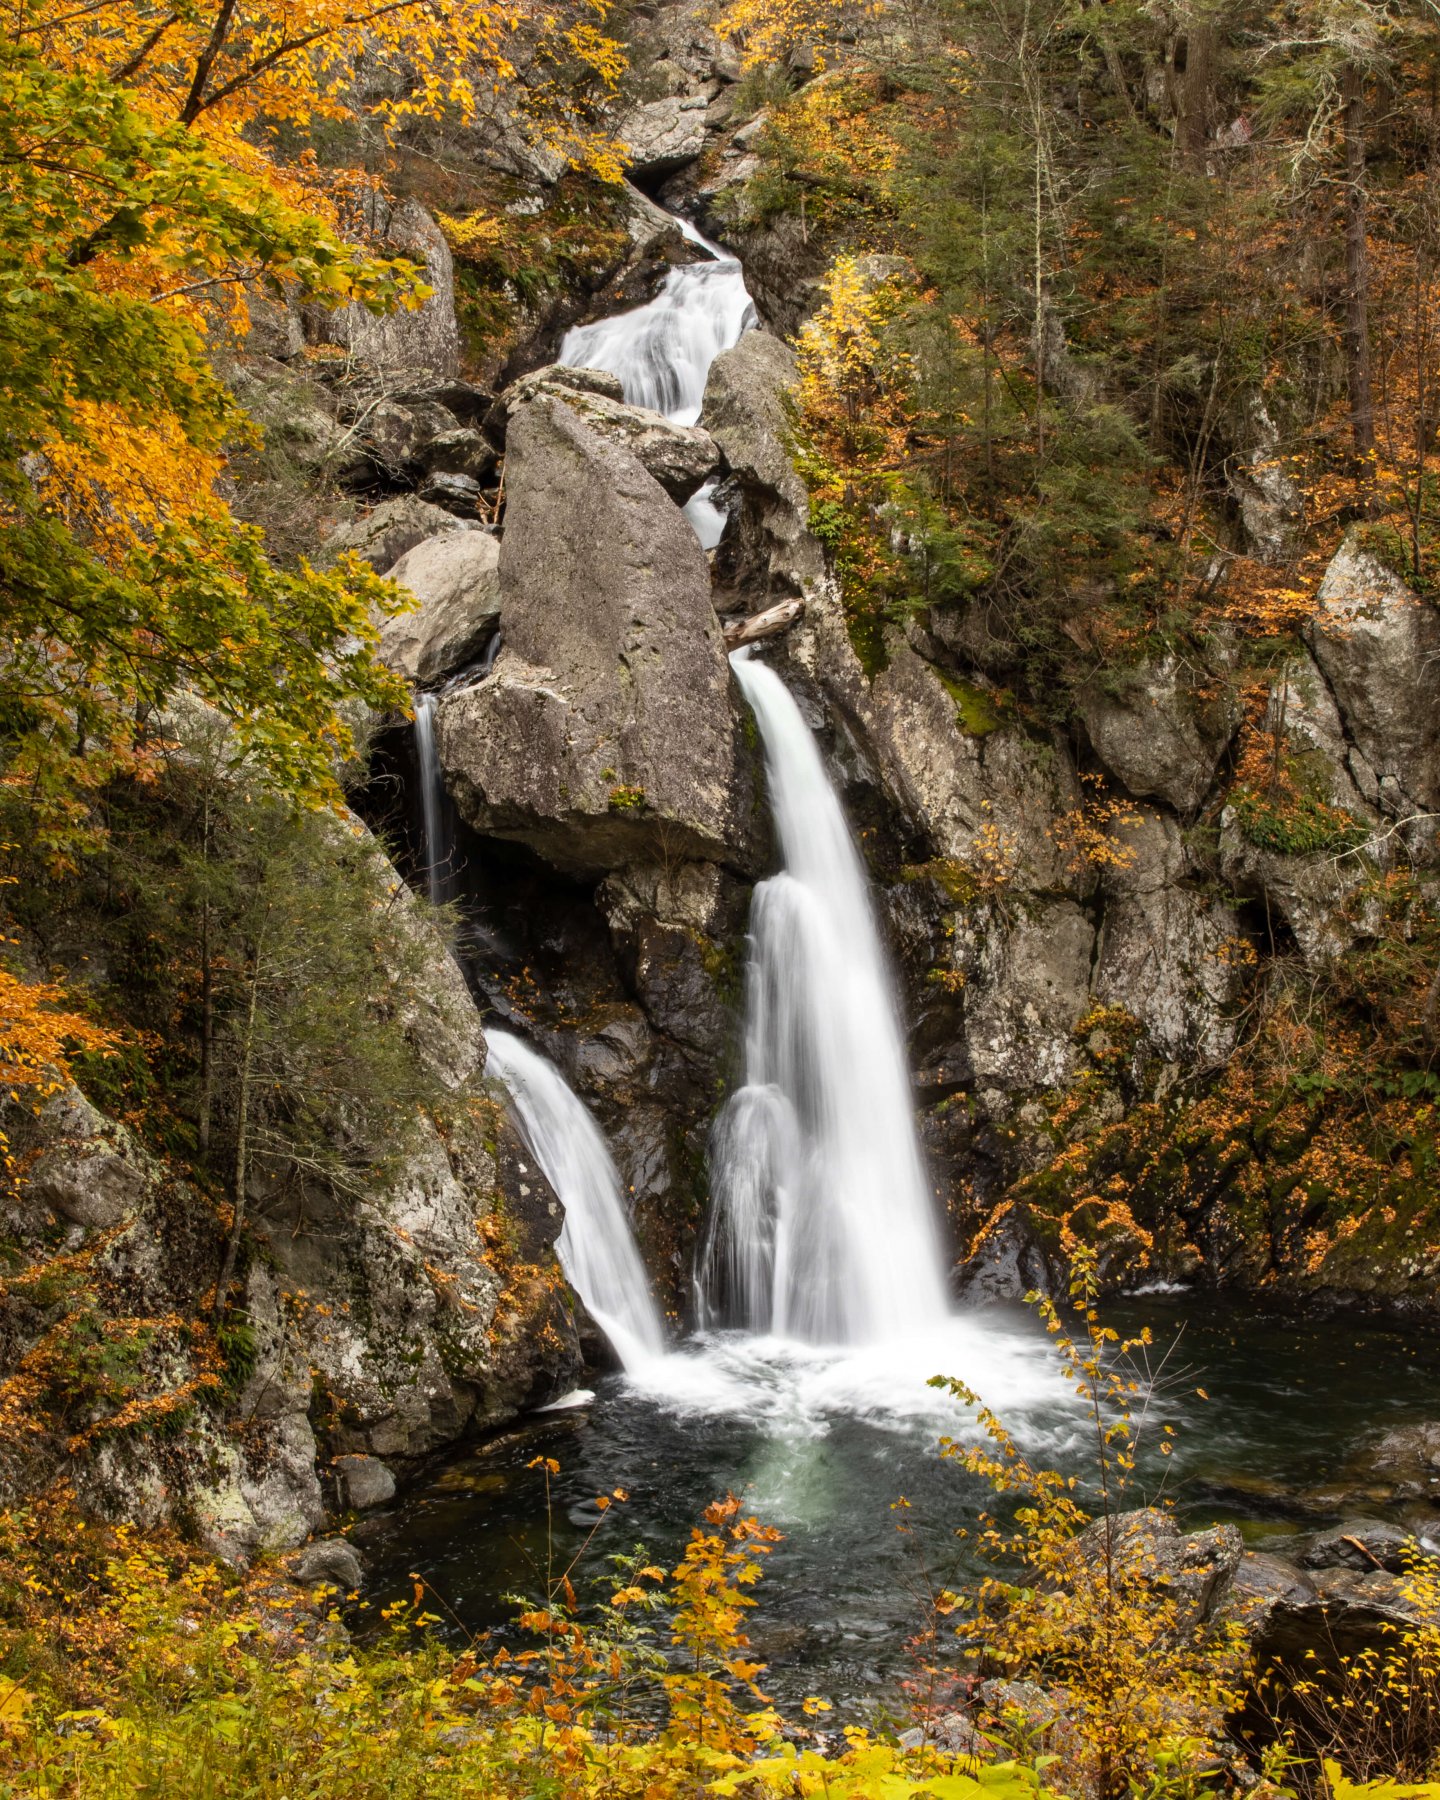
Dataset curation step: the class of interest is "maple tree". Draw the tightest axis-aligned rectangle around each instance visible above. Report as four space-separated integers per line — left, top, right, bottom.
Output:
0 0 625 866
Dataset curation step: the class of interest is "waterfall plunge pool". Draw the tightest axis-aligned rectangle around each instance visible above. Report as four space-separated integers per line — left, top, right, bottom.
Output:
353 1295 1440 1718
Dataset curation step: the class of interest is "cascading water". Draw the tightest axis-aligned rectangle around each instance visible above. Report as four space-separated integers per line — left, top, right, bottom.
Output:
485 1030 666 1372
413 692 453 908
560 218 753 549
697 653 950 1347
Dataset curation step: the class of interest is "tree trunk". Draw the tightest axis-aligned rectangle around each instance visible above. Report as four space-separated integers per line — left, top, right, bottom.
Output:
215 913 266 1313
1173 21 1217 167
1343 61 1376 501
197 792 215 1160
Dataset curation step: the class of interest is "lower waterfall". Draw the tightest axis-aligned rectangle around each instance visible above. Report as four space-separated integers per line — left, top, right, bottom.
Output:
485 1030 667 1372
697 652 950 1345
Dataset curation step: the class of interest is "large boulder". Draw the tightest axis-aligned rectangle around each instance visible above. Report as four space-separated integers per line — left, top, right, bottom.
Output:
318 496 471 572
497 366 720 500
1306 533 1440 817
702 330 825 597
437 396 754 875
378 531 502 685
621 94 710 177
305 197 460 379
1077 658 1239 814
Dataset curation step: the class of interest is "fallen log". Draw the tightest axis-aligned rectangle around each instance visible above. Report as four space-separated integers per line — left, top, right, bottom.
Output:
722 598 804 650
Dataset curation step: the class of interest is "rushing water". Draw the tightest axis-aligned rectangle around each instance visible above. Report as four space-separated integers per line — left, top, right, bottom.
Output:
699 653 949 1344
484 1031 667 1372
559 217 754 548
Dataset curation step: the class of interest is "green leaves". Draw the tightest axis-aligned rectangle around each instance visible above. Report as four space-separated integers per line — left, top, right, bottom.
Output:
0 40 421 848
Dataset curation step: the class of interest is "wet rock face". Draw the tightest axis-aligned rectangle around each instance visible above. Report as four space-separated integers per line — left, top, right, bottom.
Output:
436 395 757 876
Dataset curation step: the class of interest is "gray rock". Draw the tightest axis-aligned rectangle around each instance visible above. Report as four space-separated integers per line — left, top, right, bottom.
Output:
1094 810 1247 1064
500 363 625 413
898 1711 987 1755
509 385 719 501
1217 812 1377 965
292 1537 366 1592
1361 1422 1440 1501
244 288 305 361
379 531 502 685
1300 1519 1424 1574
1229 399 1304 563
419 471 486 517
1078 658 1238 814
1218 1552 1321 1658
621 94 710 176
25 1084 154 1229
335 1453 397 1510
417 427 498 484
436 396 750 875
305 196 460 379
702 330 823 595
361 397 459 475
319 496 470 572
1268 650 1380 821
954 899 1095 1093
1071 1509 1244 1630
1306 533 1440 816
230 361 358 479
497 366 719 498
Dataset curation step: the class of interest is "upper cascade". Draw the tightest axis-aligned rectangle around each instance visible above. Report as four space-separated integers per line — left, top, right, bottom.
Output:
485 1030 667 1371
698 652 951 1347
560 220 755 428
560 217 754 548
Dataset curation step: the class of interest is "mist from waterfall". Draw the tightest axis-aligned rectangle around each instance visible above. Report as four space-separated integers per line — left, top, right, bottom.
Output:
697 652 950 1347
559 219 753 548
485 1030 667 1372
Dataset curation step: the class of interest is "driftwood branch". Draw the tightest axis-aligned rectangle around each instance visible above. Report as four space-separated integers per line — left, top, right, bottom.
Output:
723 598 804 650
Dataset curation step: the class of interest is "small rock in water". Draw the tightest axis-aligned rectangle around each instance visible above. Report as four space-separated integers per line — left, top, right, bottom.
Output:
335 1454 397 1511
1299 1518 1426 1574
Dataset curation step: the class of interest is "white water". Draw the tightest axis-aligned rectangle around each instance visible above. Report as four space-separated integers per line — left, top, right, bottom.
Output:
413 692 451 908
698 654 951 1347
485 1030 667 1372
559 217 754 548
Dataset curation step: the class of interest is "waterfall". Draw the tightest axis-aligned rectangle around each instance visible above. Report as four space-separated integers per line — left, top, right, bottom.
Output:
559 218 754 549
412 692 453 909
697 653 950 1347
486 1030 667 1371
